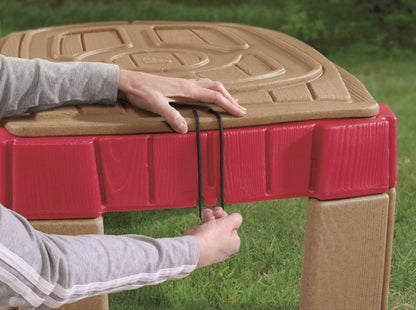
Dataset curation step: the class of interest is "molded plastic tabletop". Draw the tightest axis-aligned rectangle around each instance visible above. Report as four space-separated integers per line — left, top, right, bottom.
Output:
1 21 378 136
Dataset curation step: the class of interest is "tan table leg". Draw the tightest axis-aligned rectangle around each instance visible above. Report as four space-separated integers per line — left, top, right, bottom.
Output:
28 217 109 310
300 189 396 310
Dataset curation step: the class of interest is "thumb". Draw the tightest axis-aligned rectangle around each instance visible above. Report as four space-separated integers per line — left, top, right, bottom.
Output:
222 213 242 254
224 213 243 231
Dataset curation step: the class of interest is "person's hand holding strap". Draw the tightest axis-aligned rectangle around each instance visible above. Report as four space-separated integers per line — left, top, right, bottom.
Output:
184 207 242 269
118 69 246 134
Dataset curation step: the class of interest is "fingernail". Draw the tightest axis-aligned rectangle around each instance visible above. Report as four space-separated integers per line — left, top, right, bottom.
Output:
177 120 188 134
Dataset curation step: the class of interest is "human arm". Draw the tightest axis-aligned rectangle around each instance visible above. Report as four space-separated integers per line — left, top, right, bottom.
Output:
0 55 119 119
0 204 241 309
0 55 246 133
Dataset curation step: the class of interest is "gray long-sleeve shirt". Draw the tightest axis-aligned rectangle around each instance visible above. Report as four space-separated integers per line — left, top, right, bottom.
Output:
0 55 199 309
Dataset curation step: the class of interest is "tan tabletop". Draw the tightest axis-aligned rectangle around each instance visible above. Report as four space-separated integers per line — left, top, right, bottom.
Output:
0 21 377 137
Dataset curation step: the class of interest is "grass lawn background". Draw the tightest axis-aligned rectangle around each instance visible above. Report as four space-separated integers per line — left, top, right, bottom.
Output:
1 1 415 308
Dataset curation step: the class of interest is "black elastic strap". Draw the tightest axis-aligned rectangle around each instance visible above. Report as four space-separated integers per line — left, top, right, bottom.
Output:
209 109 225 211
192 110 203 220
192 109 225 221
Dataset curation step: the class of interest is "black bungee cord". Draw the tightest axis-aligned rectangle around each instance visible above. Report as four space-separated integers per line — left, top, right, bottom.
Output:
192 109 225 221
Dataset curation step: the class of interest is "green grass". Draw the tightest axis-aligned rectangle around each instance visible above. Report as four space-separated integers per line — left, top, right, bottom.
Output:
104 199 307 309
1 1 415 309
0 0 288 39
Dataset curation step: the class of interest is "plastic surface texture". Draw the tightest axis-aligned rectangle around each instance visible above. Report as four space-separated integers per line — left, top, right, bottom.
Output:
0 104 396 219
300 189 396 309
0 21 378 136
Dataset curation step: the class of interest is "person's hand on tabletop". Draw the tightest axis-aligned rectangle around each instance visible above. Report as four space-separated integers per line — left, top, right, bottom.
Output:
118 69 246 134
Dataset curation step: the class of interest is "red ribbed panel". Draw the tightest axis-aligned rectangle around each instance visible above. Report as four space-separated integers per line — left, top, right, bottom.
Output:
0 104 396 219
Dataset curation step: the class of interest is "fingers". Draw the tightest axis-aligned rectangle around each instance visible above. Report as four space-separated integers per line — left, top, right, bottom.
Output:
149 78 246 134
195 79 241 110
188 80 246 117
212 206 228 219
201 207 228 223
224 212 243 231
200 208 241 239
201 209 215 223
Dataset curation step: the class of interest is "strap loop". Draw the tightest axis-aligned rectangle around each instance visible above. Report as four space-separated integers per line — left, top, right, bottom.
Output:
192 109 225 221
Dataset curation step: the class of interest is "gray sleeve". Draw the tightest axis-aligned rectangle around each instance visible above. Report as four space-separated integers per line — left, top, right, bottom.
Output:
0 204 199 309
0 55 199 308
0 54 119 119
